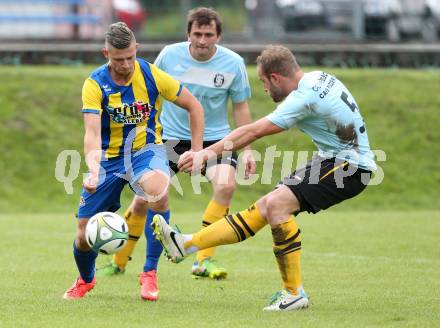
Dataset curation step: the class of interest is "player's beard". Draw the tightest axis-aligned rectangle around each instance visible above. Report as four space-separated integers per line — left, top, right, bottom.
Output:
270 86 286 103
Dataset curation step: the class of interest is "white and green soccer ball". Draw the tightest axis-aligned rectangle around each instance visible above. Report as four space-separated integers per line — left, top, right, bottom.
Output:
85 212 128 254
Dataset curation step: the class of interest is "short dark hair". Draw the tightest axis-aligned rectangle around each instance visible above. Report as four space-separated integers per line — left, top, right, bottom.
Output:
105 22 136 49
187 7 222 36
256 45 300 78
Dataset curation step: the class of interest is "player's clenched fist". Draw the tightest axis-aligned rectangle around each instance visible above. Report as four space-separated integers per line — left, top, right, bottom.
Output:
178 150 210 173
83 172 99 194
177 150 196 173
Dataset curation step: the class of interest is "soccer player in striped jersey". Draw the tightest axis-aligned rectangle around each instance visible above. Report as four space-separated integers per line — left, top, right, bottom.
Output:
152 45 377 311
97 7 256 294
63 22 204 300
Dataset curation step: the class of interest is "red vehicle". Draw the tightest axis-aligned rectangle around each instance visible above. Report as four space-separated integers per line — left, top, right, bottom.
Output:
112 0 146 31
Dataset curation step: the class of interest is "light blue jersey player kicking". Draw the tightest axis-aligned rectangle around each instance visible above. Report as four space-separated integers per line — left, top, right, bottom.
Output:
63 22 204 300
97 8 256 294
153 45 377 312
267 70 376 172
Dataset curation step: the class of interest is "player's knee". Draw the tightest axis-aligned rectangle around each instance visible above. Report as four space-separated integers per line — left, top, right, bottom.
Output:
255 195 270 220
257 194 287 226
262 195 277 221
148 193 169 212
214 180 236 201
145 188 168 202
141 182 168 203
138 171 169 200
132 196 148 215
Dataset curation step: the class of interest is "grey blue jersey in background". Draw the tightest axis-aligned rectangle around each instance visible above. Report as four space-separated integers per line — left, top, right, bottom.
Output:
267 71 376 171
154 42 251 141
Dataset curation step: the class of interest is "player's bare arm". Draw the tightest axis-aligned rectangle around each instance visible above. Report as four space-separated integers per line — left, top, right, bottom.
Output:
173 86 204 151
178 117 284 173
83 113 102 194
232 101 256 178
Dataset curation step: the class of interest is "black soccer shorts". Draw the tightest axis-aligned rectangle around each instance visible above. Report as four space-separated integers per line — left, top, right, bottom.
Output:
280 155 372 215
163 139 238 175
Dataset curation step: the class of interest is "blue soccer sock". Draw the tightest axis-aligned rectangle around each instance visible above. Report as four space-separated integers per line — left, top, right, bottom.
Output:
144 209 170 272
73 241 98 283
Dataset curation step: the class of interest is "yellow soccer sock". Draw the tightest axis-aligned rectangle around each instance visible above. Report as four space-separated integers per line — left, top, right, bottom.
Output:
196 199 229 262
186 203 267 250
271 217 302 295
113 208 146 271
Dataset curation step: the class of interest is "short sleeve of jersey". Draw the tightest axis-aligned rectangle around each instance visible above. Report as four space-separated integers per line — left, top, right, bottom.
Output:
266 90 309 129
153 46 167 70
229 58 251 103
82 78 103 115
150 64 182 102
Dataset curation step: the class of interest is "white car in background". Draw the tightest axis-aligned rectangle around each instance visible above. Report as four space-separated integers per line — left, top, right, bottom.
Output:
365 0 440 41
277 0 440 41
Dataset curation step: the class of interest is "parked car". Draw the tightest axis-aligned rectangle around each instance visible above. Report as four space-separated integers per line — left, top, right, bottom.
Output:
362 0 440 41
112 0 146 32
425 0 440 39
277 0 440 41
276 0 326 31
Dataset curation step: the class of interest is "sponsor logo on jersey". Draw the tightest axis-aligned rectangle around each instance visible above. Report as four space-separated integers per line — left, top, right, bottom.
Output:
213 73 225 87
105 101 152 124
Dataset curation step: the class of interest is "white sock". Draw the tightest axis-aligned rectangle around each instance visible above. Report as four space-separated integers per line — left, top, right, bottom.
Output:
182 234 198 254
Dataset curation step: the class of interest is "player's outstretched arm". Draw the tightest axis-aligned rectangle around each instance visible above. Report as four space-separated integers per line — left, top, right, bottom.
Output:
178 117 284 173
173 87 204 151
83 113 102 194
232 101 256 178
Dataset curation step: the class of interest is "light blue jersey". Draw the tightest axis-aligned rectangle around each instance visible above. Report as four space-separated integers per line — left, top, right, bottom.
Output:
267 71 376 171
154 42 251 141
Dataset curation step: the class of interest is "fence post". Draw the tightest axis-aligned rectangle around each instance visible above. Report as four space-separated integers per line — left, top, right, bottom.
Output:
72 1 80 40
352 0 365 41
180 0 191 34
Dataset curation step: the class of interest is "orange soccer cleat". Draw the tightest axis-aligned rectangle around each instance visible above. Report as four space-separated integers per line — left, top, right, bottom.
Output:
63 277 96 300
139 270 159 301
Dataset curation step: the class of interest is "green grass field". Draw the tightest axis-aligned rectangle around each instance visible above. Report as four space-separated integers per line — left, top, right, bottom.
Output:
1 65 439 326
1 210 439 327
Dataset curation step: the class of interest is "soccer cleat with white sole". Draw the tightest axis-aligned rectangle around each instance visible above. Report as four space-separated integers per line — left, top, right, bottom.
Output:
151 214 186 263
263 288 309 312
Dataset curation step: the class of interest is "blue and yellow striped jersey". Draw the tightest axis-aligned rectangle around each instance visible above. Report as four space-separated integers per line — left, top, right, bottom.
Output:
81 58 182 158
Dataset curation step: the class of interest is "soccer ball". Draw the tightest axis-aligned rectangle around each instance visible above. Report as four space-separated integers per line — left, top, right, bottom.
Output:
85 212 128 254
